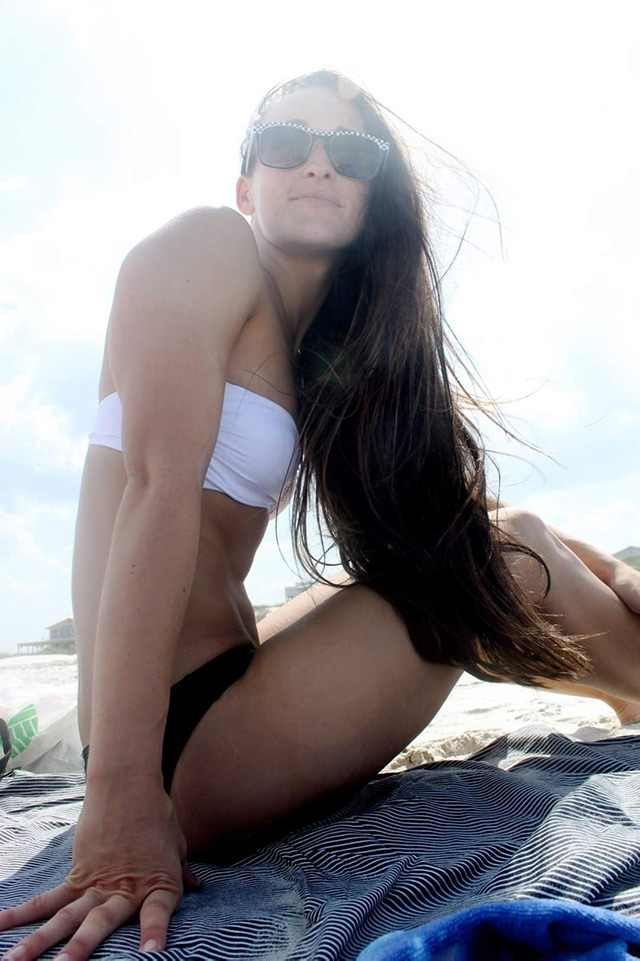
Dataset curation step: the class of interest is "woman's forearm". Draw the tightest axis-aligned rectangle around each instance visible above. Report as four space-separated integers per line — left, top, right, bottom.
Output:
87 479 202 784
544 526 622 586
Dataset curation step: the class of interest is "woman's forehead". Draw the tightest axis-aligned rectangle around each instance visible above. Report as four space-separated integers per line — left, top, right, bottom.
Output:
262 88 366 133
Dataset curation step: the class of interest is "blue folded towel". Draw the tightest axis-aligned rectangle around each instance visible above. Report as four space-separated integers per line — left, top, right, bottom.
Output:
357 897 640 960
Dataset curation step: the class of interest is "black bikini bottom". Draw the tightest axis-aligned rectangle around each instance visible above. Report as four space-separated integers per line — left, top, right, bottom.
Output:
81 643 257 794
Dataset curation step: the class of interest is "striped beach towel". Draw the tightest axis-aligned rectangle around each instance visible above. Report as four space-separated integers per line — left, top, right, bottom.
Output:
1 723 640 960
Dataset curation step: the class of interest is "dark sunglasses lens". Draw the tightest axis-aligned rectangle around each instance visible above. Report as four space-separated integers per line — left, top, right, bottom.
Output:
331 135 381 180
259 126 311 167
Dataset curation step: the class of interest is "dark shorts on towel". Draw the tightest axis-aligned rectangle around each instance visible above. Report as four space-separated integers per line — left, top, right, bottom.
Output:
81 642 256 793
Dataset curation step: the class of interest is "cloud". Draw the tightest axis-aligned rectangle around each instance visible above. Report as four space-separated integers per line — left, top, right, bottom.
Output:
0 176 192 349
0 497 74 651
522 475 640 555
0 372 87 475
0 498 73 569
0 175 27 193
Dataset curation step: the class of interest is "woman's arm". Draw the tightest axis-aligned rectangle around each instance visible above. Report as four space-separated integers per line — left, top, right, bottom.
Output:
87 479 202 780
535 525 623 587
0 207 265 961
86 206 263 785
541 525 639 611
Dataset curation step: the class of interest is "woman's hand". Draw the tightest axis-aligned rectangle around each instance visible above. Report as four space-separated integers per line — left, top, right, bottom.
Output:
608 563 640 615
0 777 201 961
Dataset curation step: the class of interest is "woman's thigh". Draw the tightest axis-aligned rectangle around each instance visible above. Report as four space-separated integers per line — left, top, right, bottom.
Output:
170 583 463 859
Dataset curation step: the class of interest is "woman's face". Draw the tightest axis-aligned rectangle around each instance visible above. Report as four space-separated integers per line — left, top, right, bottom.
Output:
237 87 372 257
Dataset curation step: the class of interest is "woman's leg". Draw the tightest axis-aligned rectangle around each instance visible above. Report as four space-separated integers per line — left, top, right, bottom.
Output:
170 507 640 859
169 582 463 859
490 506 640 720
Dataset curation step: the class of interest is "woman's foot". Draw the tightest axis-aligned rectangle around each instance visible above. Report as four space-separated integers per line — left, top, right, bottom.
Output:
533 677 640 726
603 694 640 726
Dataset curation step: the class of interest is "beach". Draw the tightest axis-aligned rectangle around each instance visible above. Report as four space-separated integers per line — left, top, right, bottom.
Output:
1 653 637 775
385 665 638 771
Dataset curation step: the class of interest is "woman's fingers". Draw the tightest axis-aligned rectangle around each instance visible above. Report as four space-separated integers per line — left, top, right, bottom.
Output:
0 883 82 931
610 565 640 614
137 887 182 953
51 894 138 960
0 889 106 961
0 883 183 961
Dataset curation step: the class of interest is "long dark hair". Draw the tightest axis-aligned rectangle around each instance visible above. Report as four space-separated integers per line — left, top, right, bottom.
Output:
240 69 596 688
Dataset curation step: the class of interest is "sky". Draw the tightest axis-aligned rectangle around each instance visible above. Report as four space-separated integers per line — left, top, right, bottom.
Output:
1 0 638 653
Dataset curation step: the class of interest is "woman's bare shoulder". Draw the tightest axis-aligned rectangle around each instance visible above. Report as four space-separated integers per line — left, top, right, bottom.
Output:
104 207 264 484
120 205 263 322
130 205 256 255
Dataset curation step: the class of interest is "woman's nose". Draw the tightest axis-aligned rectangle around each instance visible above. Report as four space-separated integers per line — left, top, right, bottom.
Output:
302 138 333 173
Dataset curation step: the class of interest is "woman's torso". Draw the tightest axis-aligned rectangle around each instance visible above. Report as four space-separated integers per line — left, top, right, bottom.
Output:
73 263 297 745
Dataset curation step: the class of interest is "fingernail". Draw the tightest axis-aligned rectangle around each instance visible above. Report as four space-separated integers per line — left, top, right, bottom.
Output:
142 940 157 952
6 949 26 961
53 955 70 961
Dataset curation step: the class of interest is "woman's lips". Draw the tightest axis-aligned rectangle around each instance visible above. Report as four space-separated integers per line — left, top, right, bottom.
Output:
292 197 338 206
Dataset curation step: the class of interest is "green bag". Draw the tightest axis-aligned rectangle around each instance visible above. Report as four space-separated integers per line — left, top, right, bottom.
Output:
7 703 39 763
0 717 11 776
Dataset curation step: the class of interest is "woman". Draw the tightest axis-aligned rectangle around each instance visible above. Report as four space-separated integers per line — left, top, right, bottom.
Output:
1 68 639 961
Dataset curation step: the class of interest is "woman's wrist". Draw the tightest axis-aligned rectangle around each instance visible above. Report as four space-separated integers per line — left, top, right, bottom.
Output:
86 766 165 797
608 558 630 582
84 739 165 793
606 560 640 614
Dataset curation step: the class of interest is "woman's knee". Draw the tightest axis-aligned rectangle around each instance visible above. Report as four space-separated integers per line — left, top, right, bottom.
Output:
490 507 553 603
489 505 546 543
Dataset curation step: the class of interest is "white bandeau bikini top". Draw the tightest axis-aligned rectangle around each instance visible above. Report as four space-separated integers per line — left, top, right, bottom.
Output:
88 382 300 516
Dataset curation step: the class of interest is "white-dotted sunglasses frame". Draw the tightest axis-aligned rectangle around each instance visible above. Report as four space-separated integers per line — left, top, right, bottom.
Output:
241 121 390 181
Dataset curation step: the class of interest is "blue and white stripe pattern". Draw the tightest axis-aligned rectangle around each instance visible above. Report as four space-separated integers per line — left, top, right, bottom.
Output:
2 723 640 959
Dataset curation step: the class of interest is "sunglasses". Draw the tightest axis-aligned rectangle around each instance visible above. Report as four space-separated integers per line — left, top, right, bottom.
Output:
241 121 390 181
